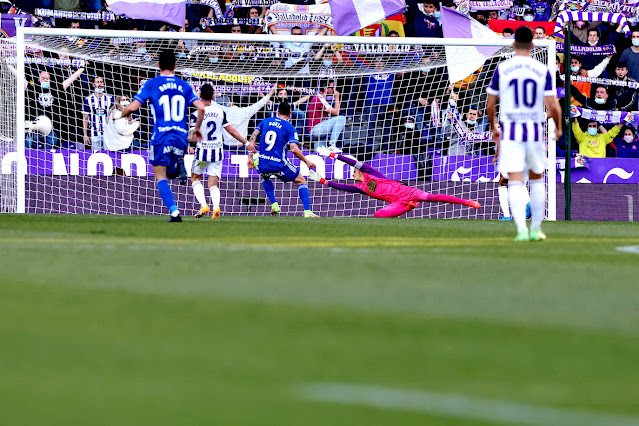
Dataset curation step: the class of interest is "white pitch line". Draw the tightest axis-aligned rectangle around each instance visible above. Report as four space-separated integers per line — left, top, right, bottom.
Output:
300 382 639 426
616 245 639 255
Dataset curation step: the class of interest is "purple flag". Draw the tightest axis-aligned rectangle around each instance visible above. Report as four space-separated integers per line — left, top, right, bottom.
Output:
328 0 406 36
0 14 32 38
106 0 185 27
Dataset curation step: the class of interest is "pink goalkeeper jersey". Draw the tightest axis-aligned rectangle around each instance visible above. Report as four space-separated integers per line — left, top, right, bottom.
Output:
355 173 416 203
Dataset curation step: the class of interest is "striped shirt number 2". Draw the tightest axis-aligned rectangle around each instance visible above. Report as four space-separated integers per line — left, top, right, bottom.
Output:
508 78 537 108
159 94 185 122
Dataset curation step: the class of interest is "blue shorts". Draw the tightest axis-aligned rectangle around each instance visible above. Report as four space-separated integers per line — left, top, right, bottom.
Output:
149 135 188 168
258 160 299 182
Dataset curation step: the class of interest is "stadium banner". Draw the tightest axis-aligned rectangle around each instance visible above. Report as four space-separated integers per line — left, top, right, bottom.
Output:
328 0 406 36
34 9 117 21
488 19 555 35
556 43 615 55
553 11 631 39
454 0 513 10
2 150 420 180
553 0 639 20
571 74 639 89
431 155 639 183
0 13 31 38
201 17 262 26
265 2 334 35
6 151 636 183
570 106 636 126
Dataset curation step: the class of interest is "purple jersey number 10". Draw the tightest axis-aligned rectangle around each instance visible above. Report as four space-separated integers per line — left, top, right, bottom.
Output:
508 78 538 108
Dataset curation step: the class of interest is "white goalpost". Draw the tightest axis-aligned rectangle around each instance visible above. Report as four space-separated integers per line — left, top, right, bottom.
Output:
2 27 555 219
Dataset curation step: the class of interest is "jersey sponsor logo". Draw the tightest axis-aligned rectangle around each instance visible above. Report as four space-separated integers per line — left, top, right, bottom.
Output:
163 146 185 156
367 180 377 193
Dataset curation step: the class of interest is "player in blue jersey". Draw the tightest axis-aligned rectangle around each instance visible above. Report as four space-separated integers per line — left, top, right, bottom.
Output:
116 49 206 222
247 101 319 217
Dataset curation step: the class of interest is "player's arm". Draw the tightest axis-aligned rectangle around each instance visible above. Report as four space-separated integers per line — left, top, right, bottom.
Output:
191 99 206 141
544 95 563 141
225 123 255 152
308 170 367 194
82 112 90 146
118 100 142 119
486 93 499 145
246 128 261 169
289 143 315 169
317 147 385 178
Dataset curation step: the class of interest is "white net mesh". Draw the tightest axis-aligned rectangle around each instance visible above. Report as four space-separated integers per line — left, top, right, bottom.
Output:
3 30 553 218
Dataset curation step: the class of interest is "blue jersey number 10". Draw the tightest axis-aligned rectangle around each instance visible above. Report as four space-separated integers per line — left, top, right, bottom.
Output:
158 94 185 122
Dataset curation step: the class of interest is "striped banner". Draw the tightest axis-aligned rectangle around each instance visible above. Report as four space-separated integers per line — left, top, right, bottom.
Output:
553 11 631 39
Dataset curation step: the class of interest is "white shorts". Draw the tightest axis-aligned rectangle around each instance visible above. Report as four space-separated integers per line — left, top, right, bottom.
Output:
191 159 223 178
498 139 546 178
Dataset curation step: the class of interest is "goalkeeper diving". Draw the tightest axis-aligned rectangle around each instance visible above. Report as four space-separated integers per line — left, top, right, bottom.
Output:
309 147 480 218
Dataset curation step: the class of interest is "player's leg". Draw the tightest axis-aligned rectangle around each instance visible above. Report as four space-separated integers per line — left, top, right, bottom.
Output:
190 160 209 217
498 141 529 241
292 172 318 217
151 138 184 221
527 141 547 241
261 177 279 215
374 202 412 218
208 175 221 219
497 174 512 220
414 190 481 209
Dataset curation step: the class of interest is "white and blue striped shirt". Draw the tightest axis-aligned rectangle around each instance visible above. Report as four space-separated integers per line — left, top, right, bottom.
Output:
191 103 230 163
83 93 113 137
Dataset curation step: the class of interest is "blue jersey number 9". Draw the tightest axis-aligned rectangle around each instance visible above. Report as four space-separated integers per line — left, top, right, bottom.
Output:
159 94 185 122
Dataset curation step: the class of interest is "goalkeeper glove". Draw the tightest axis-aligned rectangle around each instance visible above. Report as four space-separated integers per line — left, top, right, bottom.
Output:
316 146 337 158
308 170 327 185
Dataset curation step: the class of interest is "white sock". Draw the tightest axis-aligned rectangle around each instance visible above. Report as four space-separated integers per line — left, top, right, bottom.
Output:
498 185 510 217
508 181 528 233
210 186 220 209
191 180 207 207
530 178 545 230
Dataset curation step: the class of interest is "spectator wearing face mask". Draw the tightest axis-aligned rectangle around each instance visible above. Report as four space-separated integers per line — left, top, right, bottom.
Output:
521 8 534 22
83 76 114 151
610 62 638 111
405 0 442 38
571 85 617 111
613 126 639 158
565 54 613 106
445 105 487 156
105 95 140 151
572 118 623 158
619 30 639 81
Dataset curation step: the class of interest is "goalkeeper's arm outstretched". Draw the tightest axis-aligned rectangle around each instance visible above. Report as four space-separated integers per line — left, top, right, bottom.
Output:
310 147 480 218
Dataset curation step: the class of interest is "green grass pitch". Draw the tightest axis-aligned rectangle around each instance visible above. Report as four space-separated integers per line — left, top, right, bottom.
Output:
1 214 638 425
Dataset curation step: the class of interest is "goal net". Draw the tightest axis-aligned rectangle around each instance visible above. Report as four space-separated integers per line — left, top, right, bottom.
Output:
4 28 556 219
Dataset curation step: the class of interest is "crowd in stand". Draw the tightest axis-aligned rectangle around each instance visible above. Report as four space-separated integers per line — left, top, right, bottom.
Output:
10 0 639 161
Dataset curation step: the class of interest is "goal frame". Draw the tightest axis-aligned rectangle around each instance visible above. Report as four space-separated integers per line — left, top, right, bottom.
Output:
13 27 556 219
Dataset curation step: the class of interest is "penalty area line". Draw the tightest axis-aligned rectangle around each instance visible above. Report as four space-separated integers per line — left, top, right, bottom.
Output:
299 382 639 426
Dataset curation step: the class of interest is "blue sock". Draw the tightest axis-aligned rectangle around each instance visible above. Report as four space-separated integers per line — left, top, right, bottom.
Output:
262 179 277 204
298 183 311 211
156 179 178 214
